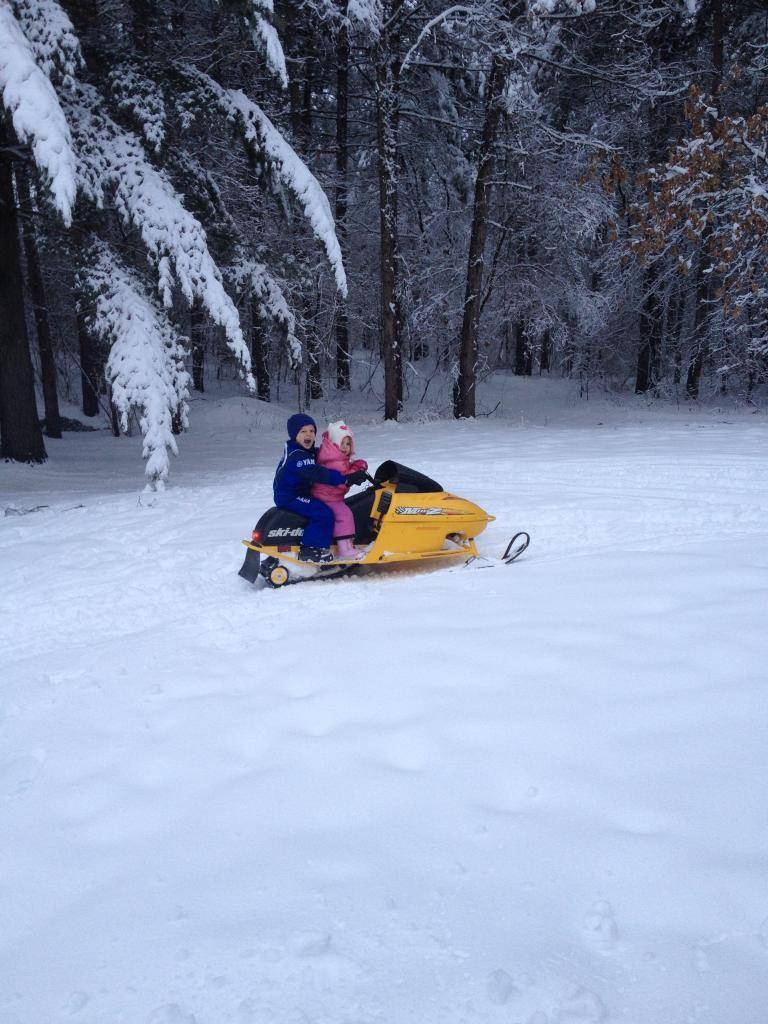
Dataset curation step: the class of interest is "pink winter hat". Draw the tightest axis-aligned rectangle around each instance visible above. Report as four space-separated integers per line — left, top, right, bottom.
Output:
327 420 354 449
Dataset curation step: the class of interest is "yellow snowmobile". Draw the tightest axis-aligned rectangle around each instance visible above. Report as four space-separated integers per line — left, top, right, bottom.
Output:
238 460 529 589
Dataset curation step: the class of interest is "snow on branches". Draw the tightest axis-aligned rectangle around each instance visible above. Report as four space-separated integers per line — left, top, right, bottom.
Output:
348 0 382 35
530 0 596 15
249 1 289 88
108 63 167 154
67 84 254 384
0 0 76 222
180 66 347 296
80 241 191 488
10 0 81 86
227 255 301 367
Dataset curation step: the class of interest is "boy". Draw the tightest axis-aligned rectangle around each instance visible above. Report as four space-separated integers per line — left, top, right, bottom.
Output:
273 414 366 562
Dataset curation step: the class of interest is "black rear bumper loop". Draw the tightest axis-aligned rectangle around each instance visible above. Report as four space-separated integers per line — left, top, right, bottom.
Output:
238 547 261 584
503 532 530 564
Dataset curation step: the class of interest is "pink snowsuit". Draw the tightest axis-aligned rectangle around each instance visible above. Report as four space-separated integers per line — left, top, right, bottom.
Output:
312 433 368 539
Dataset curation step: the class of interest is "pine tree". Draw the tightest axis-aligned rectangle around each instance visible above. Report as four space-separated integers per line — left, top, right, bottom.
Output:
0 0 347 484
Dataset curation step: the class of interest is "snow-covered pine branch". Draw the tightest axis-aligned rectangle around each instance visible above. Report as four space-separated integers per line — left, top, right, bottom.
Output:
107 62 166 154
67 83 254 387
348 0 382 36
227 255 302 368
179 65 347 296
400 6 472 74
0 0 76 222
10 0 81 86
79 240 191 488
170 149 238 237
529 0 597 16
249 0 289 88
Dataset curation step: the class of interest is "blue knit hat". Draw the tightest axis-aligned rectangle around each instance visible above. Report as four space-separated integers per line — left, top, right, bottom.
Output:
287 413 316 441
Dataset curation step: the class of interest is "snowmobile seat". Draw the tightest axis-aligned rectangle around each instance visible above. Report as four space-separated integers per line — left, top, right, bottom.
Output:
253 506 308 545
373 461 442 493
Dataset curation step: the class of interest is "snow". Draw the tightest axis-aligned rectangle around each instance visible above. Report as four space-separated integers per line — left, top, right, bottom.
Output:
348 0 382 35
531 0 597 14
81 241 190 488
108 62 167 154
0 0 76 223
249 2 289 89
10 0 81 86
226 255 302 367
1 386 767 1024
400 5 472 73
68 84 252 380
181 67 347 297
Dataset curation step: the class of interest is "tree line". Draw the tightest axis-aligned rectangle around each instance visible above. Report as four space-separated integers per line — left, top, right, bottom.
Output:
0 0 766 483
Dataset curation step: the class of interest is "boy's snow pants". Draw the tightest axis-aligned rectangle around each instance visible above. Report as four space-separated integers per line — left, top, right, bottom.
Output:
281 496 334 548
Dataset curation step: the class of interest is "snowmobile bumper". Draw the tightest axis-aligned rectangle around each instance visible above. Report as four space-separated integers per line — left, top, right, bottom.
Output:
238 545 261 584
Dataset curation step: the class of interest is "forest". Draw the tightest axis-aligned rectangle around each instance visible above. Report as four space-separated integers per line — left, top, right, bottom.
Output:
1 0 767 484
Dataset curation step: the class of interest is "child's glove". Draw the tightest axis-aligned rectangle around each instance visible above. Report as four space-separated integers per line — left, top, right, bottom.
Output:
345 469 368 486
349 459 368 473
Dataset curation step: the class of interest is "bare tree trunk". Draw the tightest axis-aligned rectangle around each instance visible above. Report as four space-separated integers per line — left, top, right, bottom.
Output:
687 0 724 399
280 0 305 138
375 20 402 421
302 50 314 144
16 167 62 438
540 329 551 374
686 276 708 398
250 302 270 401
635 266 661 393
514 322 527 376
129 0 161 52
711 0 723 94
70 218 102 419
109 393 121 437
77 314 101 416
334 5 351 391
454 56 504 418
191 304 205 392
305 331 322 403
0 124 46 463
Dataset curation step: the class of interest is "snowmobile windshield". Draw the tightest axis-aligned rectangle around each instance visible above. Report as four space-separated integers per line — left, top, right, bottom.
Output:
374 461 442 493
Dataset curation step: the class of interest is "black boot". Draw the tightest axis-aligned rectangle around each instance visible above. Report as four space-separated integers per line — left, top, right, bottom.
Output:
298 545 334 564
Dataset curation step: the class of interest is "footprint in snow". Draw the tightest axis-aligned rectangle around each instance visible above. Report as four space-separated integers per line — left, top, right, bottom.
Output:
235 998 258 1024
582 899 618 953
288 931 332 957
65 991 89 1014
486 968 518 1005
146 1004 198 1024
0 751 44 800
693 943 711 974
555 986 608 1023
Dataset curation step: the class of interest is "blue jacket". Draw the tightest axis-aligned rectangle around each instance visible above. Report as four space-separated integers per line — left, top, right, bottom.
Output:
273 440 346 505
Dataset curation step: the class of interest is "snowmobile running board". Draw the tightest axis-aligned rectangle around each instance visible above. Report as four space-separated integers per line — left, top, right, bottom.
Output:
239 534 529 585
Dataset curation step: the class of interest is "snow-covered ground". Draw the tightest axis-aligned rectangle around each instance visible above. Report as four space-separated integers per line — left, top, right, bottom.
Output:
2 382 767 1024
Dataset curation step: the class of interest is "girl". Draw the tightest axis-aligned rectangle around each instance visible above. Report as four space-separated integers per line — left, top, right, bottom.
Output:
312 421 369 559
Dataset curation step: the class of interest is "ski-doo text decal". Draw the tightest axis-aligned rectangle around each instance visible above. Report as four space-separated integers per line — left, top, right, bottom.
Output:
267 526 304 538
395 507 444 516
